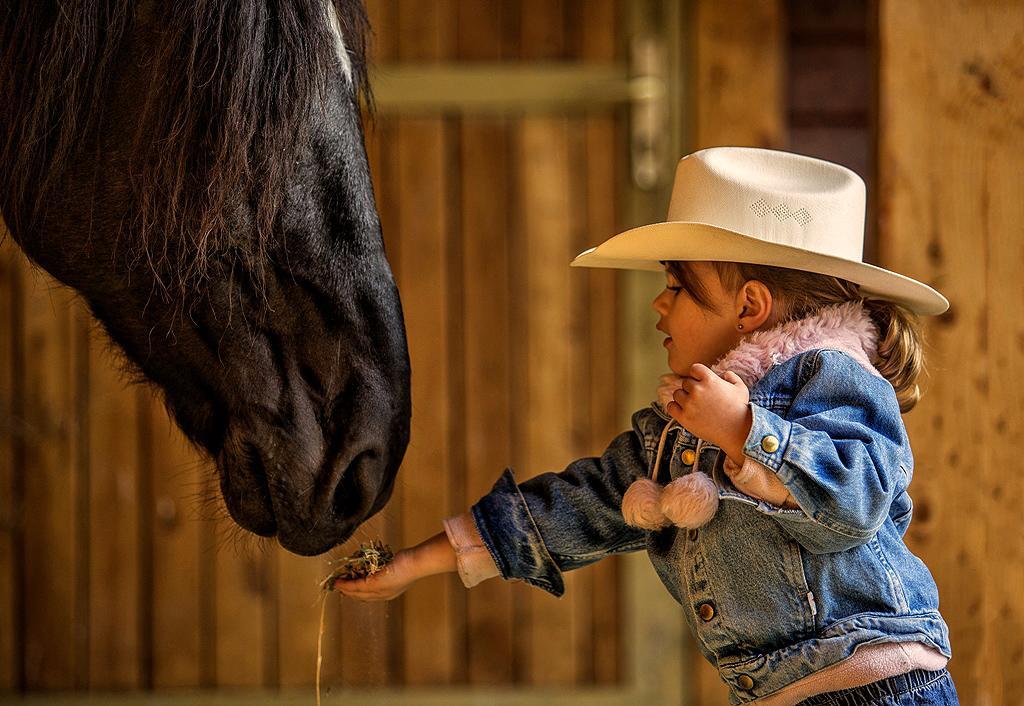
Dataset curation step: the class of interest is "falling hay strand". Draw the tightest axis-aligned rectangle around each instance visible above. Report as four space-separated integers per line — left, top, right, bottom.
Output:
316 594 327 706
316 541 394 704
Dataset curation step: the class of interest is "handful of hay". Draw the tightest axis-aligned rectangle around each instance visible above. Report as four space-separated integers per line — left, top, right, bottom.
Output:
321 540 394 588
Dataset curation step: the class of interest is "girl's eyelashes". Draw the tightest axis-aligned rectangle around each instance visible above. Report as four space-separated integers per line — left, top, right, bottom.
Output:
666 285 683 294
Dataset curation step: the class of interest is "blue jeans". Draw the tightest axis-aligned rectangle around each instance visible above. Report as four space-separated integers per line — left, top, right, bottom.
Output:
796 667 959 705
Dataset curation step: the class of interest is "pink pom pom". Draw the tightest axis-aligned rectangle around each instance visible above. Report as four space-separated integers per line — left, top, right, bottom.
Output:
660 473 719 529
622 479 670 529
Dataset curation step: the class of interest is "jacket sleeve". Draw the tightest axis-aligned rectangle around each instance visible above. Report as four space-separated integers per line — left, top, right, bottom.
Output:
742 350 912 554
468 409 658 597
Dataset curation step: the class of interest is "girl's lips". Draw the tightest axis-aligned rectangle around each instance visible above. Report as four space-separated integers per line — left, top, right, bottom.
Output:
663 336 673 347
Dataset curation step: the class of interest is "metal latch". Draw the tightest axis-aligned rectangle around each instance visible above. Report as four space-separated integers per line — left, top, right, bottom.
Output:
630 36 668 190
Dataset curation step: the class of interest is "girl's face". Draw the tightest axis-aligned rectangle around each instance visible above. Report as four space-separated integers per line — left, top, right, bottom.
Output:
652 262 745 376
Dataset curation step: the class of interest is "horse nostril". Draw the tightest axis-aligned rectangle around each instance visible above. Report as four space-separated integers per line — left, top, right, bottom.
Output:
241 442 271 486
219 439 276 537
330 448 377 522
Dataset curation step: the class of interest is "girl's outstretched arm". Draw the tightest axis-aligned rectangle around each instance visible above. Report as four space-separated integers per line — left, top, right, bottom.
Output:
468 408 658 597
338 405 661 600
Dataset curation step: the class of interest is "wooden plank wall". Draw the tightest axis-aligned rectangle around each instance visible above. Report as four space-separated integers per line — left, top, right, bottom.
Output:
0 221 16 690
0 0 627 693
691 1 1024 704
877 1 1024 703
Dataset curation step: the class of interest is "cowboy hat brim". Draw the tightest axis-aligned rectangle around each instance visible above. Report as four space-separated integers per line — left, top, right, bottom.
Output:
570 221 949 316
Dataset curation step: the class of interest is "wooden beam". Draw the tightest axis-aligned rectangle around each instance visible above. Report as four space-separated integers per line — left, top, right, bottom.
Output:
367 64 645 113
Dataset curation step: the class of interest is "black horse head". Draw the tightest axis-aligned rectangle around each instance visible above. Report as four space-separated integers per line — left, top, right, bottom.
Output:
0 0 410 555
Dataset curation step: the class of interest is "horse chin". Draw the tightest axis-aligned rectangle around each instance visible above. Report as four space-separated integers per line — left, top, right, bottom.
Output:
277 520 359 557
222 498 278 540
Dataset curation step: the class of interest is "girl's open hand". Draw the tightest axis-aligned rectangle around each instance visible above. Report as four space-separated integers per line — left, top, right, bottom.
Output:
332 531 457 602
666 363 753 463
332 548 419 601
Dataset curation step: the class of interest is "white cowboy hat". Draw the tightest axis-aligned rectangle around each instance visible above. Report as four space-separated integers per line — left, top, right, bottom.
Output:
570 146 948 315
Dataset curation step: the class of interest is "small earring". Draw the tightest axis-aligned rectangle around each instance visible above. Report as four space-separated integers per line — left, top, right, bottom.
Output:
737 323 744 330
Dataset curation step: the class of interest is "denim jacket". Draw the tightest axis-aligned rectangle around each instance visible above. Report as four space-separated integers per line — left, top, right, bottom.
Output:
470 325 952 703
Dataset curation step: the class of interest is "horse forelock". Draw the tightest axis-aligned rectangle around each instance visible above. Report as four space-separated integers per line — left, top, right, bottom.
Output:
0 0 372 303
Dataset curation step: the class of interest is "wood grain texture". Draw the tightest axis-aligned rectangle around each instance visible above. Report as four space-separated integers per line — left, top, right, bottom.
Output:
86 330 141 688
148 391 204 688
517 0 579 686
394 0 458 688
19 265 86 689
578 0 621 685
518 116 578 685
3 1 1019 701
583 116 622 685
461 118 516 685
0 233 18 690
275 552 329 687
878 1 1024 702
395 114 456 685
567 114 596 687
213 527 271 686
694 0 785 150
456 0 515 686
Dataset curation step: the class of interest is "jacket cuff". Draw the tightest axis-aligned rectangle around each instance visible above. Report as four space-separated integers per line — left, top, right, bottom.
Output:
442 513 501 588
744 402 793 471
470 468 566 597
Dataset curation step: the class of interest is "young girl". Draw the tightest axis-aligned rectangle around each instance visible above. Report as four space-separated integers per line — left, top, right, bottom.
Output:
335 147 957 705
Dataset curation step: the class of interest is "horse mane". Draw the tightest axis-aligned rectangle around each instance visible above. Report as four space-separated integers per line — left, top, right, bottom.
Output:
0 0 371 298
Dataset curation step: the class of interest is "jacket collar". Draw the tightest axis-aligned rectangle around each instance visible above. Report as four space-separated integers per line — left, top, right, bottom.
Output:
656 300 882 412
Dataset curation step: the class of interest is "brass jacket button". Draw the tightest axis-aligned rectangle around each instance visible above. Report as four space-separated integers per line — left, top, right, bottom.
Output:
737 674 755 690
680 448 696 465
760 434 780 453
698 602 716 621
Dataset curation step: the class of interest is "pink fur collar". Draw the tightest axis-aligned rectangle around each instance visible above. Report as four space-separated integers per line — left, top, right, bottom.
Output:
657 301 882 407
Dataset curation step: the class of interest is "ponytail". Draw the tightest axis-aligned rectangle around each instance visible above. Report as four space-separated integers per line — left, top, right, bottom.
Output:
863 300 925 413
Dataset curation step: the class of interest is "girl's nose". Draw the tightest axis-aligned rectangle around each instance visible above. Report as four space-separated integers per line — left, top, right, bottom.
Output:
652 290 669 314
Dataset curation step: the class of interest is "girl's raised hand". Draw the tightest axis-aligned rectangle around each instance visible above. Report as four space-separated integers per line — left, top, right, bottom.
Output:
666 363 753 463
657 372 685 409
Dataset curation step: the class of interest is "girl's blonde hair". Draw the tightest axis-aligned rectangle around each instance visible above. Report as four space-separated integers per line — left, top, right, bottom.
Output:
664 260 926 413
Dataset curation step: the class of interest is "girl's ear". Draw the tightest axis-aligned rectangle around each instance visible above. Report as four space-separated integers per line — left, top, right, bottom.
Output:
736 280 773 332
